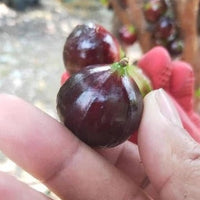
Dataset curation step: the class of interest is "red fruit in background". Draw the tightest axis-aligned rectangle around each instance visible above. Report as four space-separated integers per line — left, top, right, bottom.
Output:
154 16 176 39
63 23 121 74
118 25 137 45
143 0 167 23
57 59 143 148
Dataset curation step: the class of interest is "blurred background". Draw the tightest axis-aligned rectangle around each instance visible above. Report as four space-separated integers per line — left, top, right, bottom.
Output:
1 0 199 199
0 0 117 199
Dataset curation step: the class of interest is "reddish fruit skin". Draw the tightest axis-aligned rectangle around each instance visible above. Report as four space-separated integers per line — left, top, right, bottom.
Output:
154 17 176 39
143 0 167 23
63 23 121 74
57 64 143 148
118 25 137 45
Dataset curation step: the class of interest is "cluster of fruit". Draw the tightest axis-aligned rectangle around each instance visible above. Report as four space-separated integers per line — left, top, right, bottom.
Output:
57 23 151 148
143 0 183 56
102 0 184 56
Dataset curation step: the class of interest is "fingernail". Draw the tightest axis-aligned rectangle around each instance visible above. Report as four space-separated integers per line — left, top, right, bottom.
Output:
155 89 183 127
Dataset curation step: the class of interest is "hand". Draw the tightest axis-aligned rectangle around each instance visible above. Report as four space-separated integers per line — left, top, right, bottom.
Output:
0 47 200 200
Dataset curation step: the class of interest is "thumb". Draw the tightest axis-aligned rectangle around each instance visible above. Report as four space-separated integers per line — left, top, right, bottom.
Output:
138 89 200 199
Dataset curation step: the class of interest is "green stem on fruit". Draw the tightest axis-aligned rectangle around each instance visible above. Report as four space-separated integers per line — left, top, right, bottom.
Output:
111 58 152 97
111 58 129 76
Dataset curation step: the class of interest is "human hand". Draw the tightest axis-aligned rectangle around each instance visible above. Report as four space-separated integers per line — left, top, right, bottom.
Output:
0 47 200 199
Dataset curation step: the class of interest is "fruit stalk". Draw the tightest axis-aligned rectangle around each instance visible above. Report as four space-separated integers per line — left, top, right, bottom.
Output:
126 0 154 52
109 0 131 26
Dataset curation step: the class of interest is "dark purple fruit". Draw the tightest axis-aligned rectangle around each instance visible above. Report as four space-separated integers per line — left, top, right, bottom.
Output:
63 23 121 74
167 39 183 56
154 16 176 39
57 59 143 148
143 0 167 23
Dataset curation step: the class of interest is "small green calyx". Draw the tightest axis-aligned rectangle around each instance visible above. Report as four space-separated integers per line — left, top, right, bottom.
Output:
111 58 152 97
128 25 136 34
111 58 129 76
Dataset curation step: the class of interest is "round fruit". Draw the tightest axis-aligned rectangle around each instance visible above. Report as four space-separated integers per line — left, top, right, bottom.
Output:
154 16 176 39
57 58 143 148
167 39 183 56
143 0 167 23
63 23 121 74
118 25 137 45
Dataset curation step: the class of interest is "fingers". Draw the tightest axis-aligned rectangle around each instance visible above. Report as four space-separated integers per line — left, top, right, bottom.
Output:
169 60 200 128
138 46 200 130
0 94 150 200
138 46 172 90
169 60 194 112
0 172 51 200
96 141 146 185
139 89 200 199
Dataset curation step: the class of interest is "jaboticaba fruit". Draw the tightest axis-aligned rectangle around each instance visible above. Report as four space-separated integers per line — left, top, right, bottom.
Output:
63 23 121 74
57 58 144 148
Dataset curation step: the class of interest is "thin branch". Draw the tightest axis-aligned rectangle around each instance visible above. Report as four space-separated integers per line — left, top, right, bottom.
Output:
109 0 131 25
126 0 154 52
173 0 200 90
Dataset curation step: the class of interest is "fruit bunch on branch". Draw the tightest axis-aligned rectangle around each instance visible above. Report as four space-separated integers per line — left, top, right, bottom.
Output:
103 0 200 93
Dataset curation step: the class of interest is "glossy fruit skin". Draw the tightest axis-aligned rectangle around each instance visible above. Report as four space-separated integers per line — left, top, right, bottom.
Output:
118 25 137 45
63 23 121 74
154 16 176 39
167 39 183 56
57 64 143 148
143 0 167 23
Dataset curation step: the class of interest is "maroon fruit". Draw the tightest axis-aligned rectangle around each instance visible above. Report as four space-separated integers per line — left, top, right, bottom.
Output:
63 23 121 74
143 0 167 23
57 59 143 148
167 39 183 56
118 25 137 45
154 16 176 39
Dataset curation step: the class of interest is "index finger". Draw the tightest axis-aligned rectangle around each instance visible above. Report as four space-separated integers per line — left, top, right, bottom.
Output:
0 94 150 200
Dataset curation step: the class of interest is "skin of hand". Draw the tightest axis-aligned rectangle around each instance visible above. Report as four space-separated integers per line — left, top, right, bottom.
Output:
0 47 200 200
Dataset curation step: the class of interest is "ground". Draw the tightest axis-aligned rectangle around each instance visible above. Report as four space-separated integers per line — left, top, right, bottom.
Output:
0 0 114 199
